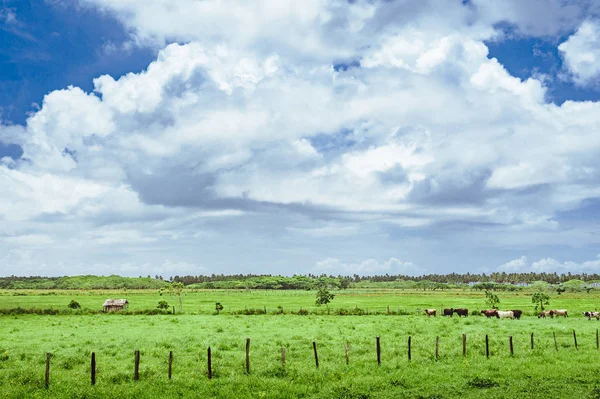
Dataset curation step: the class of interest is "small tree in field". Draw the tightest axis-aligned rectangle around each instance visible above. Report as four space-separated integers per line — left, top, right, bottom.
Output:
315 288 335 313
160 282 184 313
532 291 550 312
215 302 224 314
484 290 500 309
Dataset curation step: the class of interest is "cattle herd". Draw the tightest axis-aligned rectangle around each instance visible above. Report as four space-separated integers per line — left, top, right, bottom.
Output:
423 308 593 319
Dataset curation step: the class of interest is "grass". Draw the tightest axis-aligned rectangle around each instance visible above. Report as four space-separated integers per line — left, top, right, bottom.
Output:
1 288 599 315
2 289 600 398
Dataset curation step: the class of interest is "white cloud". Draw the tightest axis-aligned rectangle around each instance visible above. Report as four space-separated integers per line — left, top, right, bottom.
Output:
1 1 600 276
498 255 600 274
559 20 600 86
472 0 594 37
498 256 529 272
313 257 423 276
0 8 17 24
0 234 55 246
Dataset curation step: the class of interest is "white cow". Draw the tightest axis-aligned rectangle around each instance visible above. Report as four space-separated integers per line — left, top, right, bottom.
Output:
497 310 514 319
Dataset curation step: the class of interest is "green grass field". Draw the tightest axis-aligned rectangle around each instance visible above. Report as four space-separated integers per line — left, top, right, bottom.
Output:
2 289 600 398
2 288 600 315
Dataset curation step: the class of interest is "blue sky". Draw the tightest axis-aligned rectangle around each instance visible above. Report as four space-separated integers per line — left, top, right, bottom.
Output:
1 0 600 277
0 0 155 125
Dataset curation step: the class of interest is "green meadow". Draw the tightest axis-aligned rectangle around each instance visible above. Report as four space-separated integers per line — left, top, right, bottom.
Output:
2 288 600 314
2 289 600 398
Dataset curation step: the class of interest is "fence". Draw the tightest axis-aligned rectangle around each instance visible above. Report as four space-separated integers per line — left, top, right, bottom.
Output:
36 329 599 387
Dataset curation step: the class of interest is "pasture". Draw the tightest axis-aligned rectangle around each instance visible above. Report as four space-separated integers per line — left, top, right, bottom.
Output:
2 288 600 315
2 289 600 398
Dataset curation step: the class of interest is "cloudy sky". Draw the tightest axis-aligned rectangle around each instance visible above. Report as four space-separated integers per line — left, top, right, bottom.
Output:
1 0 600 277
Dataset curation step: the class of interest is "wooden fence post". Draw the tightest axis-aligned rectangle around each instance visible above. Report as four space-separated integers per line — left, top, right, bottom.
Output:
134 350 140 381
376 336 381 365
408 336 412 361
435 336 439 360
485 335 489 358
207 347 212 379
462 334 467 357
509 336 513 356
345 342 350 365
530 333 534 350
245 338 251 375
596 329 599 350
573 330 578 350
168 351 173 379
91 352 96 386
45 352 50 389
281 347 285 369
387 305 390 315
313 342 319 368
553 332 558 351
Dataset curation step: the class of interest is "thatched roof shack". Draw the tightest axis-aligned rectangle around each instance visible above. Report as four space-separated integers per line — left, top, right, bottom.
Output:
103 299 129 312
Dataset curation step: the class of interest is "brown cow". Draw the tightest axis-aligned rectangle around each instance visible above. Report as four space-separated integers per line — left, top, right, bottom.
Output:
550 309 568 318
453 308 468 317
481 309 498 318
425 309 437 317
538 310 552 318
443 308 453 317
511 310 523 320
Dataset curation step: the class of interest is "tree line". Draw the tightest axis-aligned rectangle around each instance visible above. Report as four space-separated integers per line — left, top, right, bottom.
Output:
1 273 600 290
170 271 600 285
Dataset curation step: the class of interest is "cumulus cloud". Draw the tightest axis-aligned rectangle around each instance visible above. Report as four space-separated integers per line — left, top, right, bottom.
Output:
1 0 600 276
559 20 600 86
472 0 597 37
498 256 529 272
498 255 600 274
313 257 423 276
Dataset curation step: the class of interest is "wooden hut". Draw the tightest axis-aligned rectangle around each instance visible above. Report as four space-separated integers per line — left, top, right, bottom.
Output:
103 299 129 312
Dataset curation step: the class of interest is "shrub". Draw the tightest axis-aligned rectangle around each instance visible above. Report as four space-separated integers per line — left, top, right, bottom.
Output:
157 300 169 309
467 377 499 389
67 300 81 309
335 307 368 316
232 308 266 315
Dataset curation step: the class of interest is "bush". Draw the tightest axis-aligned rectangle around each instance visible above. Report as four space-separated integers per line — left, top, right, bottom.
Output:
67 300 81 309
157 300 169 309
232 308 266 315
335 307 368 316
296 308 309 315
467 377 499 389
274 305 285 314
